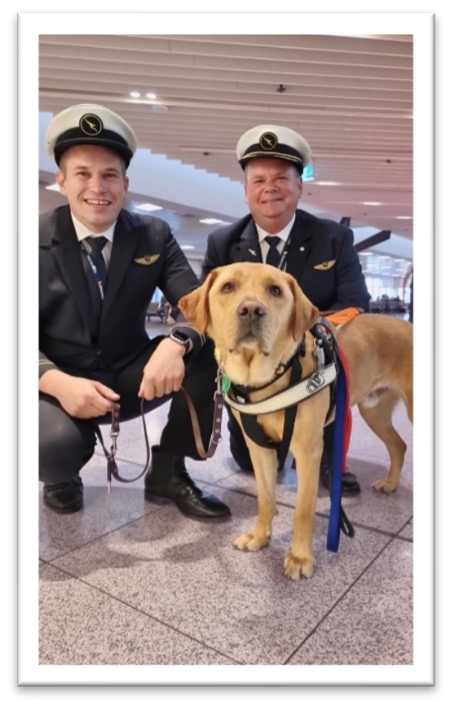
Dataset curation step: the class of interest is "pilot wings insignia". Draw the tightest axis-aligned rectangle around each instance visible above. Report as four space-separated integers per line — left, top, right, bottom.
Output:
313 260 336 271
134 254 160 266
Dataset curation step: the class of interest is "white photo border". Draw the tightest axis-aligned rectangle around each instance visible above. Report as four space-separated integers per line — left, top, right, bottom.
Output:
18 11 434 687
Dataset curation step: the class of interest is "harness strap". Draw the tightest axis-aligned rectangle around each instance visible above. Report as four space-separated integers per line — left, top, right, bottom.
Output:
226 362 337 415
239 354 302 466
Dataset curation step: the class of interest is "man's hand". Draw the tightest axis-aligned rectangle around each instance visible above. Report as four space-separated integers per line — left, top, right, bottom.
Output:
39 370 120 418
139 337 187 400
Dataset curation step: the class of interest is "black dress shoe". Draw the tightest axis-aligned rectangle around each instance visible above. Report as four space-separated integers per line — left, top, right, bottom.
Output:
145 447 230 519
319 463 361 496
43 477 83 513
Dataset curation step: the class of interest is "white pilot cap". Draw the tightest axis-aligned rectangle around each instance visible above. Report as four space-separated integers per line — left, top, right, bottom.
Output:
46 103 137 167
236 124 312 174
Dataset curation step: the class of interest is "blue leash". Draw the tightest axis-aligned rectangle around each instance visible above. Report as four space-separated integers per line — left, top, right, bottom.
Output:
326 355 355 551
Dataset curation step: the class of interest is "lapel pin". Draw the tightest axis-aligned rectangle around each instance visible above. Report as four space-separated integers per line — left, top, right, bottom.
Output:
248 248 257 256
300 246 305 252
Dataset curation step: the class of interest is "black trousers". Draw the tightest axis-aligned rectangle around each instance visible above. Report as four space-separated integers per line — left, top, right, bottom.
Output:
227 407 335 471
39 339 218 485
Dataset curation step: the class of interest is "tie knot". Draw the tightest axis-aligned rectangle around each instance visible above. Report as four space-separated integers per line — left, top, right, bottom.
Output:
265 235 280 248
85 236 107 253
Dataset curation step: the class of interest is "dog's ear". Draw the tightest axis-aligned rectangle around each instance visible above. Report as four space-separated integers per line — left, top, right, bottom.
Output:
287 277 320 340
178 270 219 333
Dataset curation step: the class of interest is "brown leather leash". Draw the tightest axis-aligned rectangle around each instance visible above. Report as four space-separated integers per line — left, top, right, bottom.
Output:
95 378 225 492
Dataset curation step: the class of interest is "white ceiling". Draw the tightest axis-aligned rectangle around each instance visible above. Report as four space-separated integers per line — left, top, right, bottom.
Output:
38 33 413 271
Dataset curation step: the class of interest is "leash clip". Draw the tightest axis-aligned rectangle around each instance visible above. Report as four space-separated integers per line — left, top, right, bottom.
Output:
313 338 325 373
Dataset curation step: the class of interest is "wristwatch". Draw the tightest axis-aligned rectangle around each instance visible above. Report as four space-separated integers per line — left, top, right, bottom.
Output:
168 329 192 355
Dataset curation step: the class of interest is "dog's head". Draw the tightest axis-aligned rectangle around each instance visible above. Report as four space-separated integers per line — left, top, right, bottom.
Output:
179 263 319 386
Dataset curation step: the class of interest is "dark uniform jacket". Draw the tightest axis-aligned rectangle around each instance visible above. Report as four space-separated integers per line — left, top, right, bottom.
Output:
201 209 371 313
39 205 200 378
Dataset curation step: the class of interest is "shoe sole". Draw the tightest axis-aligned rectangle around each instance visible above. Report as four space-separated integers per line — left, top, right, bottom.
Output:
144 490 230 519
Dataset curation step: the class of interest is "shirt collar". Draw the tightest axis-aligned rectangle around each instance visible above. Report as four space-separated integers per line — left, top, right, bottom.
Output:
256 213 296 244
71 214 116 244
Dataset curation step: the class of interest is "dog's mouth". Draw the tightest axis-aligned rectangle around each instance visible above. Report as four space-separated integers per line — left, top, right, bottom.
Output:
229 321 270 356
229 339 270 356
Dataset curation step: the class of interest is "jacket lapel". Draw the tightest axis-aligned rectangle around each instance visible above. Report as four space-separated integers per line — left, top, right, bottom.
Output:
284 210 313 281
233 219 262 263
51 207 93 331
101 210 140 318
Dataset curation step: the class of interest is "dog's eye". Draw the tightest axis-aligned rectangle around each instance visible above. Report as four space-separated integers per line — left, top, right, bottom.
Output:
221 281 235 293
269 285 282 297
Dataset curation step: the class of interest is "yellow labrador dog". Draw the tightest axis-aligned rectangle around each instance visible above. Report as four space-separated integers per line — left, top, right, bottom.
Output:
179 263 413 579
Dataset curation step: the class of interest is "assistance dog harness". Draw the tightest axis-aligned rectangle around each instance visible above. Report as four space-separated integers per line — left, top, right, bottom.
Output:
221 323 337 470
221 319 355 551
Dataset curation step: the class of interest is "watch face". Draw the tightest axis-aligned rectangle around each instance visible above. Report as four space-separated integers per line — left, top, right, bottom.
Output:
171 331 190 351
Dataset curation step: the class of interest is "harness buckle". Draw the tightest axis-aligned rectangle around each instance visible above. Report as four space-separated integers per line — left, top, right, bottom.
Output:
306 372 325 393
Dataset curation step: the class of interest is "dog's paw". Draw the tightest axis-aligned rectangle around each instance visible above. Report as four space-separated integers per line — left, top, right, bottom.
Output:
372 478 398 493
234 532 270 552
284 552 314 580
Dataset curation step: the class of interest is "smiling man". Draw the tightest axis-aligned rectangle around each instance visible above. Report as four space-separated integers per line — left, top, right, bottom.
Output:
39 103 230 518
201 124 371 496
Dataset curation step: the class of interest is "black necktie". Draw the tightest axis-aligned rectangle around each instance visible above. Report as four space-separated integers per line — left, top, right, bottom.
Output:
83 236 107 337
85 236 108 290
265 236 281 267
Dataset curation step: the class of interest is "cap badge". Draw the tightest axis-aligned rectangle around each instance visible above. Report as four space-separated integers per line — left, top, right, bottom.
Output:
80 114 103 137
259 132 278 151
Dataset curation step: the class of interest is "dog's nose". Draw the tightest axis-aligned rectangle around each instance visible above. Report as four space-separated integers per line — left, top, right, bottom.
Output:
237 299 266 319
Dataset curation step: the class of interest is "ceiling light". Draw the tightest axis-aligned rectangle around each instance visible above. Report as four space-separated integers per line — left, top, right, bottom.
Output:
315 181 339 186
199 218 224 225
362 202 382 206
146 92 157 99
135 203 163 212
396 216 412 220
45 183 60 191
130 91 141 98
181 245 195 250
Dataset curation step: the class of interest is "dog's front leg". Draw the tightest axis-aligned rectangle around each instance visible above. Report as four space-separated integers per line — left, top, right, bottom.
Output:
285 435 323 579
234 446 277 552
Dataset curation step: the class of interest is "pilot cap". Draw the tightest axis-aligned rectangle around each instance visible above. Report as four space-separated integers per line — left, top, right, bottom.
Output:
236 124 312 174
46 104 137 167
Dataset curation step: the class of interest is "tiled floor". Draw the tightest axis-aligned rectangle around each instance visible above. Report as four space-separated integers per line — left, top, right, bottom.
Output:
38 321 414 670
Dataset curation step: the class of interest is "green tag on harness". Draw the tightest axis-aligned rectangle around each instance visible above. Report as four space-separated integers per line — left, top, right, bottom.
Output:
221 375 231 394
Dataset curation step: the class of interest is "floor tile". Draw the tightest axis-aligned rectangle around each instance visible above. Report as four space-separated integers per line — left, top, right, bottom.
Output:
39 563 236 665
48 488 392 665
287 538 413 665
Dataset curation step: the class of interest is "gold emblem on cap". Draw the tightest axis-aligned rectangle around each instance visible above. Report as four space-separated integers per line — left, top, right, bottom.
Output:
259 132 278 151
80 114 103 136
134 254 160 265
